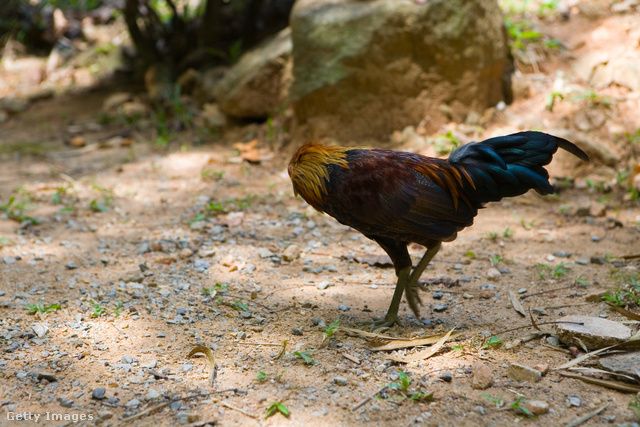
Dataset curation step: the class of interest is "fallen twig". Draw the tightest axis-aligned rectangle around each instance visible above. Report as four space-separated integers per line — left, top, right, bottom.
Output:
565 404 609 427
351 385 389 411
120 389 240 424
222 401 257 419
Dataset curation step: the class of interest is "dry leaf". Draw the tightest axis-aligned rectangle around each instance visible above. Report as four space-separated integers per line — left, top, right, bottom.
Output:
188 345 217 387
605 302 640 321
529 309 541 331
233 139 258 152
509 291 526 316
342 353 361 364
555 345 614 370
336 327 404 341
386 325 458 363
369 332 463 351
559 372 640 392
240 149 261 164
568 367 639 383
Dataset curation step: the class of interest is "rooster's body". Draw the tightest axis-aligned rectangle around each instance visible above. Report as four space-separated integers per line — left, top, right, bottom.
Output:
288 131 589 326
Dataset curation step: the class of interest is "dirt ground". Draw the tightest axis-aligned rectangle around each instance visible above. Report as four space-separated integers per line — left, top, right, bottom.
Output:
1 3 640 427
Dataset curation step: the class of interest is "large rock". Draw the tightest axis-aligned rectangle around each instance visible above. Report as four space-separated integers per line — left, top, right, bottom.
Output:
290 0 512 143
556 315 632 350
214 28 292 119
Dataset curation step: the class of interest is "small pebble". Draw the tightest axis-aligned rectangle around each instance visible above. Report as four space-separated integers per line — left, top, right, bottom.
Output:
92 388 106 400
338 305 350 312
193 259 210 269
433 303 448 312
316 281 331 290
521 400 550 416
125 398 141 408
145 388 160 400
291 328 304 336
439 371 453 382
566 396 581 407
58 397 74 408
486 268 501 280
472 406 486 415
333 377 348 386
553 251 571 258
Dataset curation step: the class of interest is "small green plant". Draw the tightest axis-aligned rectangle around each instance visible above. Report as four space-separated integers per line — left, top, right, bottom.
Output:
200 170 224 180
602 278 640 307
52 185 68 205
203 283 228 296
483 394 504 408
625 128 640 144
89 184 114 212
24 302 61 315
293 350 317 365
388 370 411 391
630 394 640 420
153 106 172 147
553 263 570 278
585 177 607 193
570 89 611 107
502 226 513 238
410 389 433 401
90 302 106 318
382 370 433 402
0 196 40 224
233 300 248 311
491 255 503 266
488 231 498 241
432 131 462 155
257 371 267 382
114 301 123 317
206 202 224 213
482 336 503 349
452 344 465 352
464 251 476 259
264 401 289 419
266 115 275 142
512 211 535 229
89 199 110 212
505 19 542 51
535 262 551 279
575 275 587 287
323 320 340 340
228 39 243 64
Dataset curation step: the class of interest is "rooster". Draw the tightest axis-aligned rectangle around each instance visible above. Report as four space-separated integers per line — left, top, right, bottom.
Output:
288 131 589 327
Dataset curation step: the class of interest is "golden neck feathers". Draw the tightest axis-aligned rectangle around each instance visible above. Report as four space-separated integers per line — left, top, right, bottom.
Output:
288 142 349 210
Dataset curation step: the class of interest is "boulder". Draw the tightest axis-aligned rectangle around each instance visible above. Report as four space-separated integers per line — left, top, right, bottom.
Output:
290 0 512 143
214 28 292 118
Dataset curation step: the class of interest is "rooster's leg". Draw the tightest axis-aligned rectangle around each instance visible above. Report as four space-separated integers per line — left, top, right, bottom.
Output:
379 266 411 327
404 243 441 318
376 243 441 329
